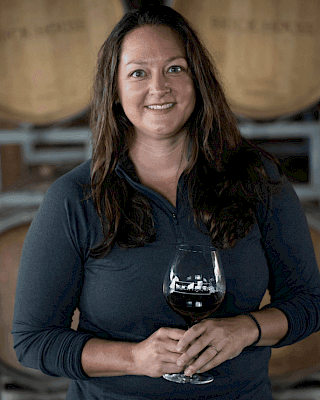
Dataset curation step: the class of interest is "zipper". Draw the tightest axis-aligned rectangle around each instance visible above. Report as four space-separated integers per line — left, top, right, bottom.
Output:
172 213 178 225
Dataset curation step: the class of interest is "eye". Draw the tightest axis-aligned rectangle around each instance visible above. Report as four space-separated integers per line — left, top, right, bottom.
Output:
131 70 146 78
168 65 183 73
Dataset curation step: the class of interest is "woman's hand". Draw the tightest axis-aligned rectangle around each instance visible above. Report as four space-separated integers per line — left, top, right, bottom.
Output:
131 327 187 378
175 316 259 376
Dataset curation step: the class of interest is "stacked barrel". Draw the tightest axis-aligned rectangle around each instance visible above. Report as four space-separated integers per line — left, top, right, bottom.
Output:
172 1 320 397
0 1 124 398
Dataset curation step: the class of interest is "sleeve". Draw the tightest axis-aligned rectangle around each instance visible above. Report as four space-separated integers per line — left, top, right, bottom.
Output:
257 163 320 348
12 174 96 379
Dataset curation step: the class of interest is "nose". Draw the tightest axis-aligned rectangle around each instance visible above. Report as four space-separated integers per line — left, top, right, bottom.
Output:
149 72 171 95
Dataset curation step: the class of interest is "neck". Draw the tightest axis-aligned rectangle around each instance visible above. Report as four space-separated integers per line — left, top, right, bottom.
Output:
129 134 188 205
130 134 187 177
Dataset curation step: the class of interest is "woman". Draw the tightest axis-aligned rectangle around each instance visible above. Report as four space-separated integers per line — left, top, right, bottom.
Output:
13 6 320 399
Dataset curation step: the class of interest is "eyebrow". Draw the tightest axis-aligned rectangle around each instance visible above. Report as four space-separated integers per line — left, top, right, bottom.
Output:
125 56 187 66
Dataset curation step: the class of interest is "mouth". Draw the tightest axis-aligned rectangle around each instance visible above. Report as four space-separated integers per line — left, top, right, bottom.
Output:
146 103 174 110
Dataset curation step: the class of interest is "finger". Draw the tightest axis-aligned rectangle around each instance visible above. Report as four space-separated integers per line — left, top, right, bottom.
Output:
184 348 239 376
186 357 197 367
195 348 241 372
166 337 197 355
156 336 188 364
161 350 184 364
176 324 205 352
163 362 185 375
162 334 189 355
159 327 186 341
164 339 185 356
184 346 221 376
176 335 212 367
197 349 229 373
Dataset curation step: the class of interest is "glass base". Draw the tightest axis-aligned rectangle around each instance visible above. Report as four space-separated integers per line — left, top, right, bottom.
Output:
163 372 214 384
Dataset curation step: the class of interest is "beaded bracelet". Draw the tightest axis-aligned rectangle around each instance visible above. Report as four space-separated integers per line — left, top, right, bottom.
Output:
246 313 262 346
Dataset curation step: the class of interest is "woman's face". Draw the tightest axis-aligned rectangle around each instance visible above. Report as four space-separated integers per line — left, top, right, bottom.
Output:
117 25 196 143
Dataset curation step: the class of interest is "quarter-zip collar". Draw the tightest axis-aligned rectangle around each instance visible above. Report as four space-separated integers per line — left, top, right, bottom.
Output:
115 153 188 216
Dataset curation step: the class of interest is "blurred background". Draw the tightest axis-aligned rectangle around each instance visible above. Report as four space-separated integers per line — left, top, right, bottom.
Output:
1 0 320 399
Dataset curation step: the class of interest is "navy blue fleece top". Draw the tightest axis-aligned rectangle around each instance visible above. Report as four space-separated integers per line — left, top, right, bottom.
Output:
12 156 320 399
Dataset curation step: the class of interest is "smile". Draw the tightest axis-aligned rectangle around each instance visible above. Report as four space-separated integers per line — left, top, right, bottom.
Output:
146 103 174 110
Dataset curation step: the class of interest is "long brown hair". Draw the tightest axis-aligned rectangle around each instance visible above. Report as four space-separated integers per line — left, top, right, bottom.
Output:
90 6 280 258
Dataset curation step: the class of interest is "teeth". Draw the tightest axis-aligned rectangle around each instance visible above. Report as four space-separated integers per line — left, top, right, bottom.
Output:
147 103 173 110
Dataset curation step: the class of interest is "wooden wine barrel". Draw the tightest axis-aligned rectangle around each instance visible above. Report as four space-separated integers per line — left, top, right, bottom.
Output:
260 210 320 386
0 144 23 191
0 192 79 391
0 0 124 125
0 120 20 130
172 0 320 120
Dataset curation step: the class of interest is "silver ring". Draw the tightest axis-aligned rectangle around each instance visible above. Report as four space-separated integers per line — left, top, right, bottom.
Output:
211 346 219 354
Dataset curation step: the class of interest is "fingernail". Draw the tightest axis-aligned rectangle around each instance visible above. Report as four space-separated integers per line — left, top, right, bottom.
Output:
184 368 192 376
176 345 182 352
177 359 183 366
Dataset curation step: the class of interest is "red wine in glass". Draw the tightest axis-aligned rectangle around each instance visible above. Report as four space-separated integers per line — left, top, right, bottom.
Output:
163 244 226 384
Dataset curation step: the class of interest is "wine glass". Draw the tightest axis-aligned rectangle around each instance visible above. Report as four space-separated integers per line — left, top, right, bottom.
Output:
163 244 226 384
